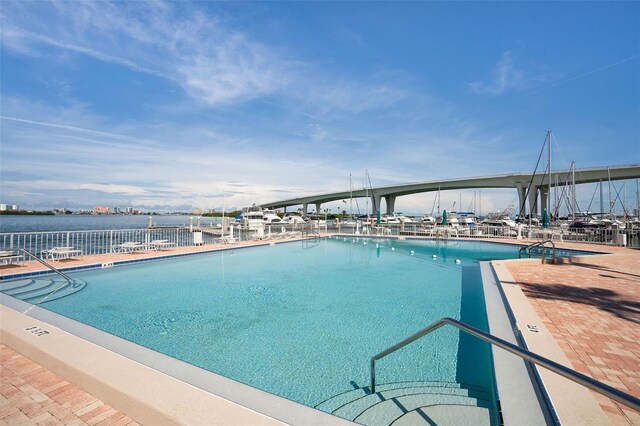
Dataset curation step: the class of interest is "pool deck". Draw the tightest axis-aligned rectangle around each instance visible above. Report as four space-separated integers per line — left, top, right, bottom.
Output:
1 235 639 425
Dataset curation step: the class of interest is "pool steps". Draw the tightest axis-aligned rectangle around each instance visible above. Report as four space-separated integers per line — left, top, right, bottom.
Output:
1 277 87 303
316 381 494 425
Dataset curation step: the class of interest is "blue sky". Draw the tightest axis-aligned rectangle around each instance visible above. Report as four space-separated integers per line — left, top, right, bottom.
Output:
1 1 639 215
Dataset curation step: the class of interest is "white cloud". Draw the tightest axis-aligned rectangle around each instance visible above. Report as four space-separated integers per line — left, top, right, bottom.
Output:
0 1 408 112
5 180 150 196
469 51 545 96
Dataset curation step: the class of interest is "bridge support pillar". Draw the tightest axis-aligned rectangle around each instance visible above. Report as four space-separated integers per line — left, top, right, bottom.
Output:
372 194 381 215
384 195 396 214
315 203 322 215
516 182 526 218
302 203 308 217
540 189 549 216
528 186 539 216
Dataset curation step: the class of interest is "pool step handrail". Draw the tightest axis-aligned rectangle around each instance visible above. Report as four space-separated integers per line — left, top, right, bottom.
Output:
15 248 73 283
301 224 320 239
518 239 556 259
370 317 640 412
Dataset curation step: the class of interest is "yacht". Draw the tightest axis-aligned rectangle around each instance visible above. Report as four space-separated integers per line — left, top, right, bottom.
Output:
262 208 282 224
481 215 517 228
457 211 477 227
236 206 265 230
282 212 308 223
393 212 415 223
437 214 460 227
380 214 401 224
421 215 436 225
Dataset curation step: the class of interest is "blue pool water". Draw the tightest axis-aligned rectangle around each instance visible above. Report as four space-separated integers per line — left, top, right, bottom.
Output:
7 238 590 415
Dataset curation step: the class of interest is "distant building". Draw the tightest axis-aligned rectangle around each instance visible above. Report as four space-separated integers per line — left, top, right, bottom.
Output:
125 207 134 214
95 206 110 214
113 207 121 214
0 204 19 211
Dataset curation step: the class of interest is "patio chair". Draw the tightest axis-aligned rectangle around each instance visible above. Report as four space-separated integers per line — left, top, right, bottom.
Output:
114 242 146 253
41 246 83 261
149 240 177 251
0 250 24 266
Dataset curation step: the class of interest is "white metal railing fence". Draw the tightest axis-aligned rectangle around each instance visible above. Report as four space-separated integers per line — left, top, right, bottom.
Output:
2 223 636 257
0 228 216 257
324 222 638 247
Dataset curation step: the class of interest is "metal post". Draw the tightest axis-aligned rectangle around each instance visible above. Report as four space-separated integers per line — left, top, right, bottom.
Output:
572 163 576 223
600 179 604 218
547 130 552 217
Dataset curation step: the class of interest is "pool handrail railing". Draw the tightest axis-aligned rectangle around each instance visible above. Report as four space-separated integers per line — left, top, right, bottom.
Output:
518 239 556 260
16 248 73 283
370 317 640 412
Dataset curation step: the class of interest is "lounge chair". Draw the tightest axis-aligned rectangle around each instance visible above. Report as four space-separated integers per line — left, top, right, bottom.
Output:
0 250 24 266
41 246 83 261
149 240 177 251
113 242 146 253
219 235 236 244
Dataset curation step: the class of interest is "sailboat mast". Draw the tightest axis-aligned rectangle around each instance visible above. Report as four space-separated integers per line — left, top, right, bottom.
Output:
608 167 612 216
600 179 604 218
364 171 369 215
572 162 576 223
636 178 639 220
547 130 552 219
349 173 353 218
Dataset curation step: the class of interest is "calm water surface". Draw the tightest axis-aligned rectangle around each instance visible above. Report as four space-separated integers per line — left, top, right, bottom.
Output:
0 215 222 233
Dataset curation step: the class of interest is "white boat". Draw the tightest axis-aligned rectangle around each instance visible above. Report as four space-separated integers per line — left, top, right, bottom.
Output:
437 214 460 227
380 214 401 224
457 212 477 227
481 216 517 228
282 212 308 223
237 206 265 230
393 212 415 223
421 215 436 225
262 208 282 224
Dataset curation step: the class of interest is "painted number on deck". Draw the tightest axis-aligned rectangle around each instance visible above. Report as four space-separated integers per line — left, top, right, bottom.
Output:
526 324 540 333
24 326 50 337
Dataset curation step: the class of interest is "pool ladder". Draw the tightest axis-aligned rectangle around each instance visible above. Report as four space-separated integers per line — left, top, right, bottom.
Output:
370 317 640 412
518 239 556 260
16 248 74 283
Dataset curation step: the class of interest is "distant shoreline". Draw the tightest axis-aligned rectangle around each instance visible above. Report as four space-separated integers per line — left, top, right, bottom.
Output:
0 211 54 216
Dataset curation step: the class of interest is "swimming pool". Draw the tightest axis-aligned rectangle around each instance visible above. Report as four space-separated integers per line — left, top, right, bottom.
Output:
0 238 591 424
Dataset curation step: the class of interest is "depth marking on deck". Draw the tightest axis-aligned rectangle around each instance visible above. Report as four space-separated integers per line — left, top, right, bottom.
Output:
526 324 540 333
25 326 50 337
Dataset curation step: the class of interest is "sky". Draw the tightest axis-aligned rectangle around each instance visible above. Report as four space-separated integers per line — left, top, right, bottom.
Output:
1 1 639 216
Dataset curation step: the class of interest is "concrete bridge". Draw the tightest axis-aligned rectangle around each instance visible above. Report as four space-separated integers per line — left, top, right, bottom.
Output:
263 164 640 216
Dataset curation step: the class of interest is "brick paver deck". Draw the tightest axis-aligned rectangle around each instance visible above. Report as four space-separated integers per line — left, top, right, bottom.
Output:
0 345 139 425
506 249 640 425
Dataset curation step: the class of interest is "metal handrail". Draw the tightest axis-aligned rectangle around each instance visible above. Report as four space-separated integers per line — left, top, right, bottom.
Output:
518 239 556 259
370 317 640 412
16 248 73 283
